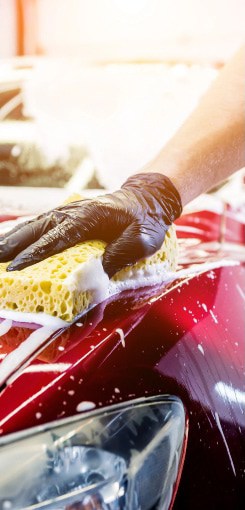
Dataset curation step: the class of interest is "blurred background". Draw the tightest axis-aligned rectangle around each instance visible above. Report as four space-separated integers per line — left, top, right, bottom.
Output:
0 0 244 213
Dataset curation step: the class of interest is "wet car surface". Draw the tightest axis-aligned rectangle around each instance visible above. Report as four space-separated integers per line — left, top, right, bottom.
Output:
0 196 244 509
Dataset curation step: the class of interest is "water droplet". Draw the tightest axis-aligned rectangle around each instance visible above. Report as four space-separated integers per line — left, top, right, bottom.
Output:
76 401 96 412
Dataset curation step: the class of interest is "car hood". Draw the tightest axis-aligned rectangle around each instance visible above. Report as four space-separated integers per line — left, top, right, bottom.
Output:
0 195 244 437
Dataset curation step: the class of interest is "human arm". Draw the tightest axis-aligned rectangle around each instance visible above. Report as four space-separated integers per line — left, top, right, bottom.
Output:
143 45 245 205
0 47 244 275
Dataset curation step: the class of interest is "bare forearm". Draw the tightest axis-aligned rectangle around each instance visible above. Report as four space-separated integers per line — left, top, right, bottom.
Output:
144 46 245 206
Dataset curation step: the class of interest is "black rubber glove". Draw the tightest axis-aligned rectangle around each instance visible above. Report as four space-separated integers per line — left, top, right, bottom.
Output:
0 173 182 277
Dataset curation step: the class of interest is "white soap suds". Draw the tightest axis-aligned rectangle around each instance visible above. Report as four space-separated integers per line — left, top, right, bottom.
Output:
65 256 174 306
197 344 205 355
109 261 173 296
45 256 174 329
115 328 125 348
210 310 218 324
0 319 13 337
0 309 66 329
25 363 71 373
65 257 110 303
0 326 57 386
76 401 96 412
0 254 239 328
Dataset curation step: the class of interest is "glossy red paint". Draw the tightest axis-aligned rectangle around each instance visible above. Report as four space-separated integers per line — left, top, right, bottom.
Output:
0 198 244 509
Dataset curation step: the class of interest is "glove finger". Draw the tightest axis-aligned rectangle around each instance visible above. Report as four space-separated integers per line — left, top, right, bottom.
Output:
6 218 84 271
102 221 166 278
0 214 56 263
0 205 86 263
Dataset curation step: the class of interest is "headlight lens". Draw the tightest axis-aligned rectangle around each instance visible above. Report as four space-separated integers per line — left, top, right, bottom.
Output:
0 396 186 510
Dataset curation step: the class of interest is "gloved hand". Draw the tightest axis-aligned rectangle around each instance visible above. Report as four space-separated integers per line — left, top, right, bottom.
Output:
0 173 182 277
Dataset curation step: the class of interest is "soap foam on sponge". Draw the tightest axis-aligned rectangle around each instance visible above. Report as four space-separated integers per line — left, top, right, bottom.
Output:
0 227 177 322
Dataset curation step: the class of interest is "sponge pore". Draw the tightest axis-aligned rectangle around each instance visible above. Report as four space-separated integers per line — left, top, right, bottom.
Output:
0 227 177 321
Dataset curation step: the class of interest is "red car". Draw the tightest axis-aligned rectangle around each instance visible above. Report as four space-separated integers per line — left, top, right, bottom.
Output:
0 192 244 510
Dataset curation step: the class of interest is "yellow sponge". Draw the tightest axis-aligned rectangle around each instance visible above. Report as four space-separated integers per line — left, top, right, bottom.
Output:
0 228 177 322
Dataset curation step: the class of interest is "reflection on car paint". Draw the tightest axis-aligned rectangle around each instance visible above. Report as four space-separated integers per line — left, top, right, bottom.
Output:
0 204 244 509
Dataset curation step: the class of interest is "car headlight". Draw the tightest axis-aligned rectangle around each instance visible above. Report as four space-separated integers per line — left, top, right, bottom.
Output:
0 396 186 510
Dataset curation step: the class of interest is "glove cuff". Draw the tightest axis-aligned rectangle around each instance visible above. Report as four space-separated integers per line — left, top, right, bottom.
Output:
122 172 182 223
